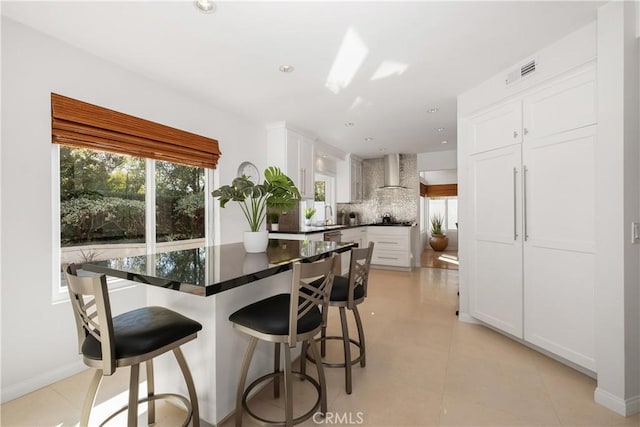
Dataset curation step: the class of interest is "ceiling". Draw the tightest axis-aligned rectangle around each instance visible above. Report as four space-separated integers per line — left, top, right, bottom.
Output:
2 1 602 159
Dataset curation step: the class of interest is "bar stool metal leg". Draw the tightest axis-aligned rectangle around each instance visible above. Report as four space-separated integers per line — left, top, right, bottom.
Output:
128 364 140 427
320 325 327 357
307 338 327 415
352 305 366 368
236 337 258 427
299 341 308 377
146 360 155 425
339 307 352 394
283 345 294 427
273 343 281 398
80 370 103 427
174 347 200 427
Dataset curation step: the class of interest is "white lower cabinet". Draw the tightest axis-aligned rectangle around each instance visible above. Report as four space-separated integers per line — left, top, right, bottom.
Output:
464 65 597 370
367 227 412 269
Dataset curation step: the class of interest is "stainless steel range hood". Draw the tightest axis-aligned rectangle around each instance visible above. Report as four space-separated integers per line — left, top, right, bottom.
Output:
382 154 406 188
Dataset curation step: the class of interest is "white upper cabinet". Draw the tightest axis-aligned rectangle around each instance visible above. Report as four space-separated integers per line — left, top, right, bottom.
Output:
468 100 522 155
267 123 315 199
299 135 315 199
523 69 596 140
336 153 363 202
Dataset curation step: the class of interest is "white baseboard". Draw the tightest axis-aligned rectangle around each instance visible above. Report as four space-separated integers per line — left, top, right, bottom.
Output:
594 387 640 416
1 360 87 404
458 312 480 324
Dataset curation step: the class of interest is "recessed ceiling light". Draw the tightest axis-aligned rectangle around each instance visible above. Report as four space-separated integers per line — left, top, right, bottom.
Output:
364 137 374 142
345 122 355 127
441 140 448 144
279 65 295 73
427 107 439 113
436 127 445 132
194 0 216 13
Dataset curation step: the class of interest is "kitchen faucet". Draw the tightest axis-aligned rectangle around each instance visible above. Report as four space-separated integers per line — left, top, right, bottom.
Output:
325 205 333 225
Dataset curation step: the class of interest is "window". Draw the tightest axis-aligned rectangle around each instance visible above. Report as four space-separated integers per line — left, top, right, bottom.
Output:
57 146 209 297
427 197 458 232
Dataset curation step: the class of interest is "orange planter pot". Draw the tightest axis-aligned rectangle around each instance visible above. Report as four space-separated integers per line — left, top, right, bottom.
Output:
429 234 449 252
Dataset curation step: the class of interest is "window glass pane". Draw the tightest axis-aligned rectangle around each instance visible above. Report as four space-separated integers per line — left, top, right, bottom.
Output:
447 198 458 230
156 161 205 243
60 147 146 275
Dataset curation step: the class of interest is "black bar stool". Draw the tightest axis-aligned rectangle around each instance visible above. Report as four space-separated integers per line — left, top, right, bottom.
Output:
229 255 336 427
64 264 202 427
302 243 374 394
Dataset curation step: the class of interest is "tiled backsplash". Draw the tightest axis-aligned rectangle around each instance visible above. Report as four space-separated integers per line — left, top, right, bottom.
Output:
337 154 419 224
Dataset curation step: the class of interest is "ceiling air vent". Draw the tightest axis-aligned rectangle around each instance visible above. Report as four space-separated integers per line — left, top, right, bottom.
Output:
520 60 536 77
505 59 537 85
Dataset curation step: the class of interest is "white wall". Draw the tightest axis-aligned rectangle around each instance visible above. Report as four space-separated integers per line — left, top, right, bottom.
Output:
420 169 458 185
417 149 457 171
594 1 640 415
1 18 266 402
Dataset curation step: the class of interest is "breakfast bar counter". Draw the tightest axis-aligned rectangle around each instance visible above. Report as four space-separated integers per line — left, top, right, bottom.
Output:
82 238 355 424
83 239 354 296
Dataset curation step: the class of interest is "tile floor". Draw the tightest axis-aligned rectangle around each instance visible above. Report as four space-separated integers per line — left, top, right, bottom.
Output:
2 267 638 426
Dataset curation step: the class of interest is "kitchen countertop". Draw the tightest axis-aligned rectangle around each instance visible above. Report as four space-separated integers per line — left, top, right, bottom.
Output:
270 222 416 235
82 239 355 296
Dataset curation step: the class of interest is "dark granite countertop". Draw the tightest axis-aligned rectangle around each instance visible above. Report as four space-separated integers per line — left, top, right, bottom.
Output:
270 222 415 234
82 239 355 297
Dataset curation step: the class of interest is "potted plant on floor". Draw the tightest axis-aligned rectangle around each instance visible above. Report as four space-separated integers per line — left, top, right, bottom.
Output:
212 166 300 253
429 213 449 251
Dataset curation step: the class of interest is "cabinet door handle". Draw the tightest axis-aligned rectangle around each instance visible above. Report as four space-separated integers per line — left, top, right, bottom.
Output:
513 130 519 138
379 241 398 245
524 165 529 241
379 256 398 260
300 168 305 193
524 128 529 135
513 167 518 241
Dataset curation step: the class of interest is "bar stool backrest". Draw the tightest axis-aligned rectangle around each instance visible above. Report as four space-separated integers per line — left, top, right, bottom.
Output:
289 254 336 347
65 264 117 375
347 242 374 308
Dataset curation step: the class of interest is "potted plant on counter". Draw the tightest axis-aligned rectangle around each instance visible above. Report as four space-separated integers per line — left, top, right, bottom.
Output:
349 212 357 226
212 166 300 253
303 208 316 226
268 213 280 231
429 213 449 251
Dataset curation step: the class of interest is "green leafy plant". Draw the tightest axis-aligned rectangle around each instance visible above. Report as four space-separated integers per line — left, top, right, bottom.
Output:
268 213 279 224
349 212 357 219
303 208 316 220
430 213 445 235
211 166 301 232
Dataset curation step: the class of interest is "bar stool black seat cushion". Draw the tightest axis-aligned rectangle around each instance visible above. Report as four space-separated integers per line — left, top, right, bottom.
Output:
329 276 364 302
309 276 364 302
229 293 322 336
82 306 203 360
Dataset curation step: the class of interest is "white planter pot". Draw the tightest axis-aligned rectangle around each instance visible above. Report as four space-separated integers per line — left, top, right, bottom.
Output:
243 230 269 253
271 224 279 231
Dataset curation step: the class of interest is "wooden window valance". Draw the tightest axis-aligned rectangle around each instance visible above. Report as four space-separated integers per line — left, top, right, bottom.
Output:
423 184 458 198
51 93 221 169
